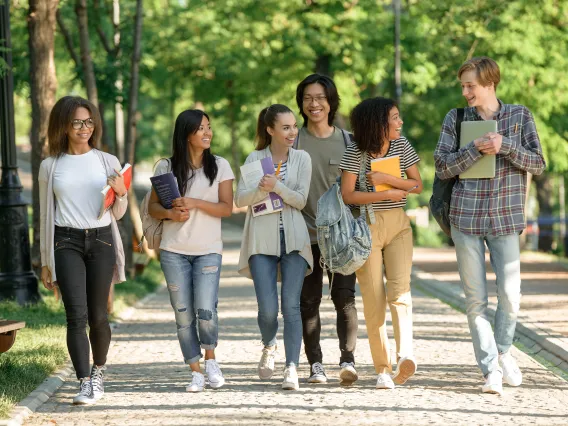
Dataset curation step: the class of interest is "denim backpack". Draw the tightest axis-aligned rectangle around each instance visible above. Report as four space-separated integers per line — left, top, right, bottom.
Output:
430 108 464 237
316 151 375 279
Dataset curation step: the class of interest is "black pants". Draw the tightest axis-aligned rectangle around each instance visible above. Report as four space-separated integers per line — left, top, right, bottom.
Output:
54 225 116 379
300 243 358 365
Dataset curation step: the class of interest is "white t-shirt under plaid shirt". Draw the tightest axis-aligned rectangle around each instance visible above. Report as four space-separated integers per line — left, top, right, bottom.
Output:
339 137 420 211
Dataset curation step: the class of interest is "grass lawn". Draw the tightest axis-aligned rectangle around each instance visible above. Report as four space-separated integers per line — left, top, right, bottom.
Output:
0 260 163 419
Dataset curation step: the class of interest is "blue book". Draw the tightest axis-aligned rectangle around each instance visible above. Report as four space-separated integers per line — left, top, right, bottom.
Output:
150 172 181 209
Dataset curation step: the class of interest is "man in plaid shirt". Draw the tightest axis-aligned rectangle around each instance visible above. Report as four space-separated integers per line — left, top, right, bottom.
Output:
434 57 545 396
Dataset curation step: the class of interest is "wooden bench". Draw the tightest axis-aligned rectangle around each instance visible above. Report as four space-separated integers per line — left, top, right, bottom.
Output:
0 320 26 353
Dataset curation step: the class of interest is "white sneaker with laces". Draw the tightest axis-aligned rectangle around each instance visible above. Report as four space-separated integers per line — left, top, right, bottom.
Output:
392 356 417 385
499 352 522 386
282 364 300 390
258 346 276 379
186 371 205 393
72 378 96 405
376 373 395 389
307 362 327 383
90 365 106 400
205 359 225 389
482 369 503 395
339 362 358 386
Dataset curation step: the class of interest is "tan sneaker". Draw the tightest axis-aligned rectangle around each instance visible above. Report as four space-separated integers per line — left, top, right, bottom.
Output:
392 356 417 385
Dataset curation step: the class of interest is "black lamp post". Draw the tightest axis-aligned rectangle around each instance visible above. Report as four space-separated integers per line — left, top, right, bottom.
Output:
0 0 40 304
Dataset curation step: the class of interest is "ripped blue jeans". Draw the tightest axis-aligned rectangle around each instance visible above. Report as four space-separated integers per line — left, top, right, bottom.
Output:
160 250 222 364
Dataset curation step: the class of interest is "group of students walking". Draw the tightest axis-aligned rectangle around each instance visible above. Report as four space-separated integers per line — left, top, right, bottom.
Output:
39 56 545 405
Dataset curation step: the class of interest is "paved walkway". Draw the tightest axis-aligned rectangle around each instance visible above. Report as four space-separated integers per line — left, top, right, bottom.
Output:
413 247 568 368
23 244 568 425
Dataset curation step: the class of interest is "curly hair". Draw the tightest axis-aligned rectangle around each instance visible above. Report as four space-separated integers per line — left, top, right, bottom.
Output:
350 97 398 154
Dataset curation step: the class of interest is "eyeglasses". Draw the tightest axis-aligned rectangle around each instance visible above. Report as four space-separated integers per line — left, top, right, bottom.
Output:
303 95 327 104
71 118 95 130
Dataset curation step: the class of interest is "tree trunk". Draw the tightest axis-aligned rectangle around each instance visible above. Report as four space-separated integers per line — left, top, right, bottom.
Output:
533 173 555 252
28 0 59 275
123 0 144 278
75 0 99 110
227 82 240 182
393 0 402 105
315 54 332 77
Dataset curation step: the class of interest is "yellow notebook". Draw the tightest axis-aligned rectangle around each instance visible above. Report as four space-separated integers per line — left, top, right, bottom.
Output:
370 155 401 192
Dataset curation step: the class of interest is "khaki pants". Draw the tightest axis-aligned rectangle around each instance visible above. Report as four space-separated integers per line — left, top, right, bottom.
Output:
355 208 413 374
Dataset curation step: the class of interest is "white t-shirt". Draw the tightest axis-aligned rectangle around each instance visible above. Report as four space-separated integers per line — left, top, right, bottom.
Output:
154 156 235 255
53 150 112 228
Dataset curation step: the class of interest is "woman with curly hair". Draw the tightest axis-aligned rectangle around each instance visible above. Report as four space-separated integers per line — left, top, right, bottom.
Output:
339 97 422 390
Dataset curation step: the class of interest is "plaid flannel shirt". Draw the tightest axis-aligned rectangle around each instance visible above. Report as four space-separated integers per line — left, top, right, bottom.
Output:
434 101 546 236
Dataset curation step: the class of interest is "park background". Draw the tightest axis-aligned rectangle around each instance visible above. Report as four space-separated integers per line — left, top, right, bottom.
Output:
1 0 568 420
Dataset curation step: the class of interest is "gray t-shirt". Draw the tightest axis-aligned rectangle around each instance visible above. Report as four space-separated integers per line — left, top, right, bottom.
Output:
296 126 349 243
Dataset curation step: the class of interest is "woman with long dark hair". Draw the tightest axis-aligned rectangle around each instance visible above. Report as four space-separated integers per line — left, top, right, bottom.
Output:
148 109 234 392
235 104 313 391
340 97 423 389
39 96 128 405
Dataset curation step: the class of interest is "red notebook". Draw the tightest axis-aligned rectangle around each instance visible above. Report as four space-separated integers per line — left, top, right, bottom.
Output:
98 163 132 220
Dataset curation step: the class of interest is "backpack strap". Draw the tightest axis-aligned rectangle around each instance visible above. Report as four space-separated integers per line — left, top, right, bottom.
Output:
340 129 353 148
293 134 299 150
358 151 376 225
455 108 464 147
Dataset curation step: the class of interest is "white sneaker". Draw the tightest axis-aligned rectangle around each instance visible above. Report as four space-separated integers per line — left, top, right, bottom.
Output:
499 352 522 386
258 346 276 379
186 371 205 393
482 369 503 395
307 362 327 383
339 362 358 386
90 365 106 400
205 359 225 389
72 379 96 405
392 356 417 385
376 373 395 389
282 364 300 390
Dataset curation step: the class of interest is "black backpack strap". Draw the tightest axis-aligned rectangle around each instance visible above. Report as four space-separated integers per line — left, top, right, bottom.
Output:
455 108 464 147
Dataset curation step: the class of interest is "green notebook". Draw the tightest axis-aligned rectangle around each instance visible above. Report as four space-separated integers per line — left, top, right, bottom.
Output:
459 120 497 179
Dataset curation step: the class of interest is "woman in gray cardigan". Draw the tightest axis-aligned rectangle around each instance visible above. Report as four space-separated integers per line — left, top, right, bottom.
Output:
39 97 127 405
235 104 313 391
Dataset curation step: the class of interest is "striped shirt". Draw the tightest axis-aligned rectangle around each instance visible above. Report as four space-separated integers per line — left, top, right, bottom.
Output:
434 101 546 236
339 137 420 211
275 161 288 230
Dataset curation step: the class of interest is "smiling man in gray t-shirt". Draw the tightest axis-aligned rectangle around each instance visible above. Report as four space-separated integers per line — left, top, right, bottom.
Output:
295 74 359 386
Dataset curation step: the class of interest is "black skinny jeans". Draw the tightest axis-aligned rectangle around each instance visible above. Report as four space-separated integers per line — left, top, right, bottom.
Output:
54 225 116 379
300 243 358 366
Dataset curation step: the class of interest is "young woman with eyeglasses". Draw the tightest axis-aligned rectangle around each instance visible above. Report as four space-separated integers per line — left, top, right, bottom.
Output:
39 96 128 405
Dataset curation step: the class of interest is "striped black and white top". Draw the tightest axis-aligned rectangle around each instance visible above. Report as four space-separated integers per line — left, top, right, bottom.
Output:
275 161 288 230
339 137 420 211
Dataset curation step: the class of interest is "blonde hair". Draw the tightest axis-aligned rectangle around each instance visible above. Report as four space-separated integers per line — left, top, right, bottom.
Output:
458 56 501 90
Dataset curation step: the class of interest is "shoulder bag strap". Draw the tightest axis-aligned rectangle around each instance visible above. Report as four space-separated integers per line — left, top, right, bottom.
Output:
456 108 464 147
358 150 376 225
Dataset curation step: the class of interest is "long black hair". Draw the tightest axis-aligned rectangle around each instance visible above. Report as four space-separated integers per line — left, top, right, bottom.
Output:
295 74 340 127
171 109 218 195
350 97 398 154
255 104 294 150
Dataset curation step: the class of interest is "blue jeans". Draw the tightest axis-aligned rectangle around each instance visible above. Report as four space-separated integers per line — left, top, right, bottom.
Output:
160 250 222 364
249 231 308 367
451 226 521 376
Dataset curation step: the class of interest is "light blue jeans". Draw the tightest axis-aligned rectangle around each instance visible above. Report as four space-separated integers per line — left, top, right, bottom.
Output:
451 226 521 376
160 250 222 364
249 231 308 367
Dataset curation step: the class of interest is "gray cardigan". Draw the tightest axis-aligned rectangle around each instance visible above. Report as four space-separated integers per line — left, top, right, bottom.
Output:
235 146 313 279
39 149 128 284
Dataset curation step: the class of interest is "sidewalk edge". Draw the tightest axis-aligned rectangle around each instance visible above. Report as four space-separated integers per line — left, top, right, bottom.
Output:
0 284 166 426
